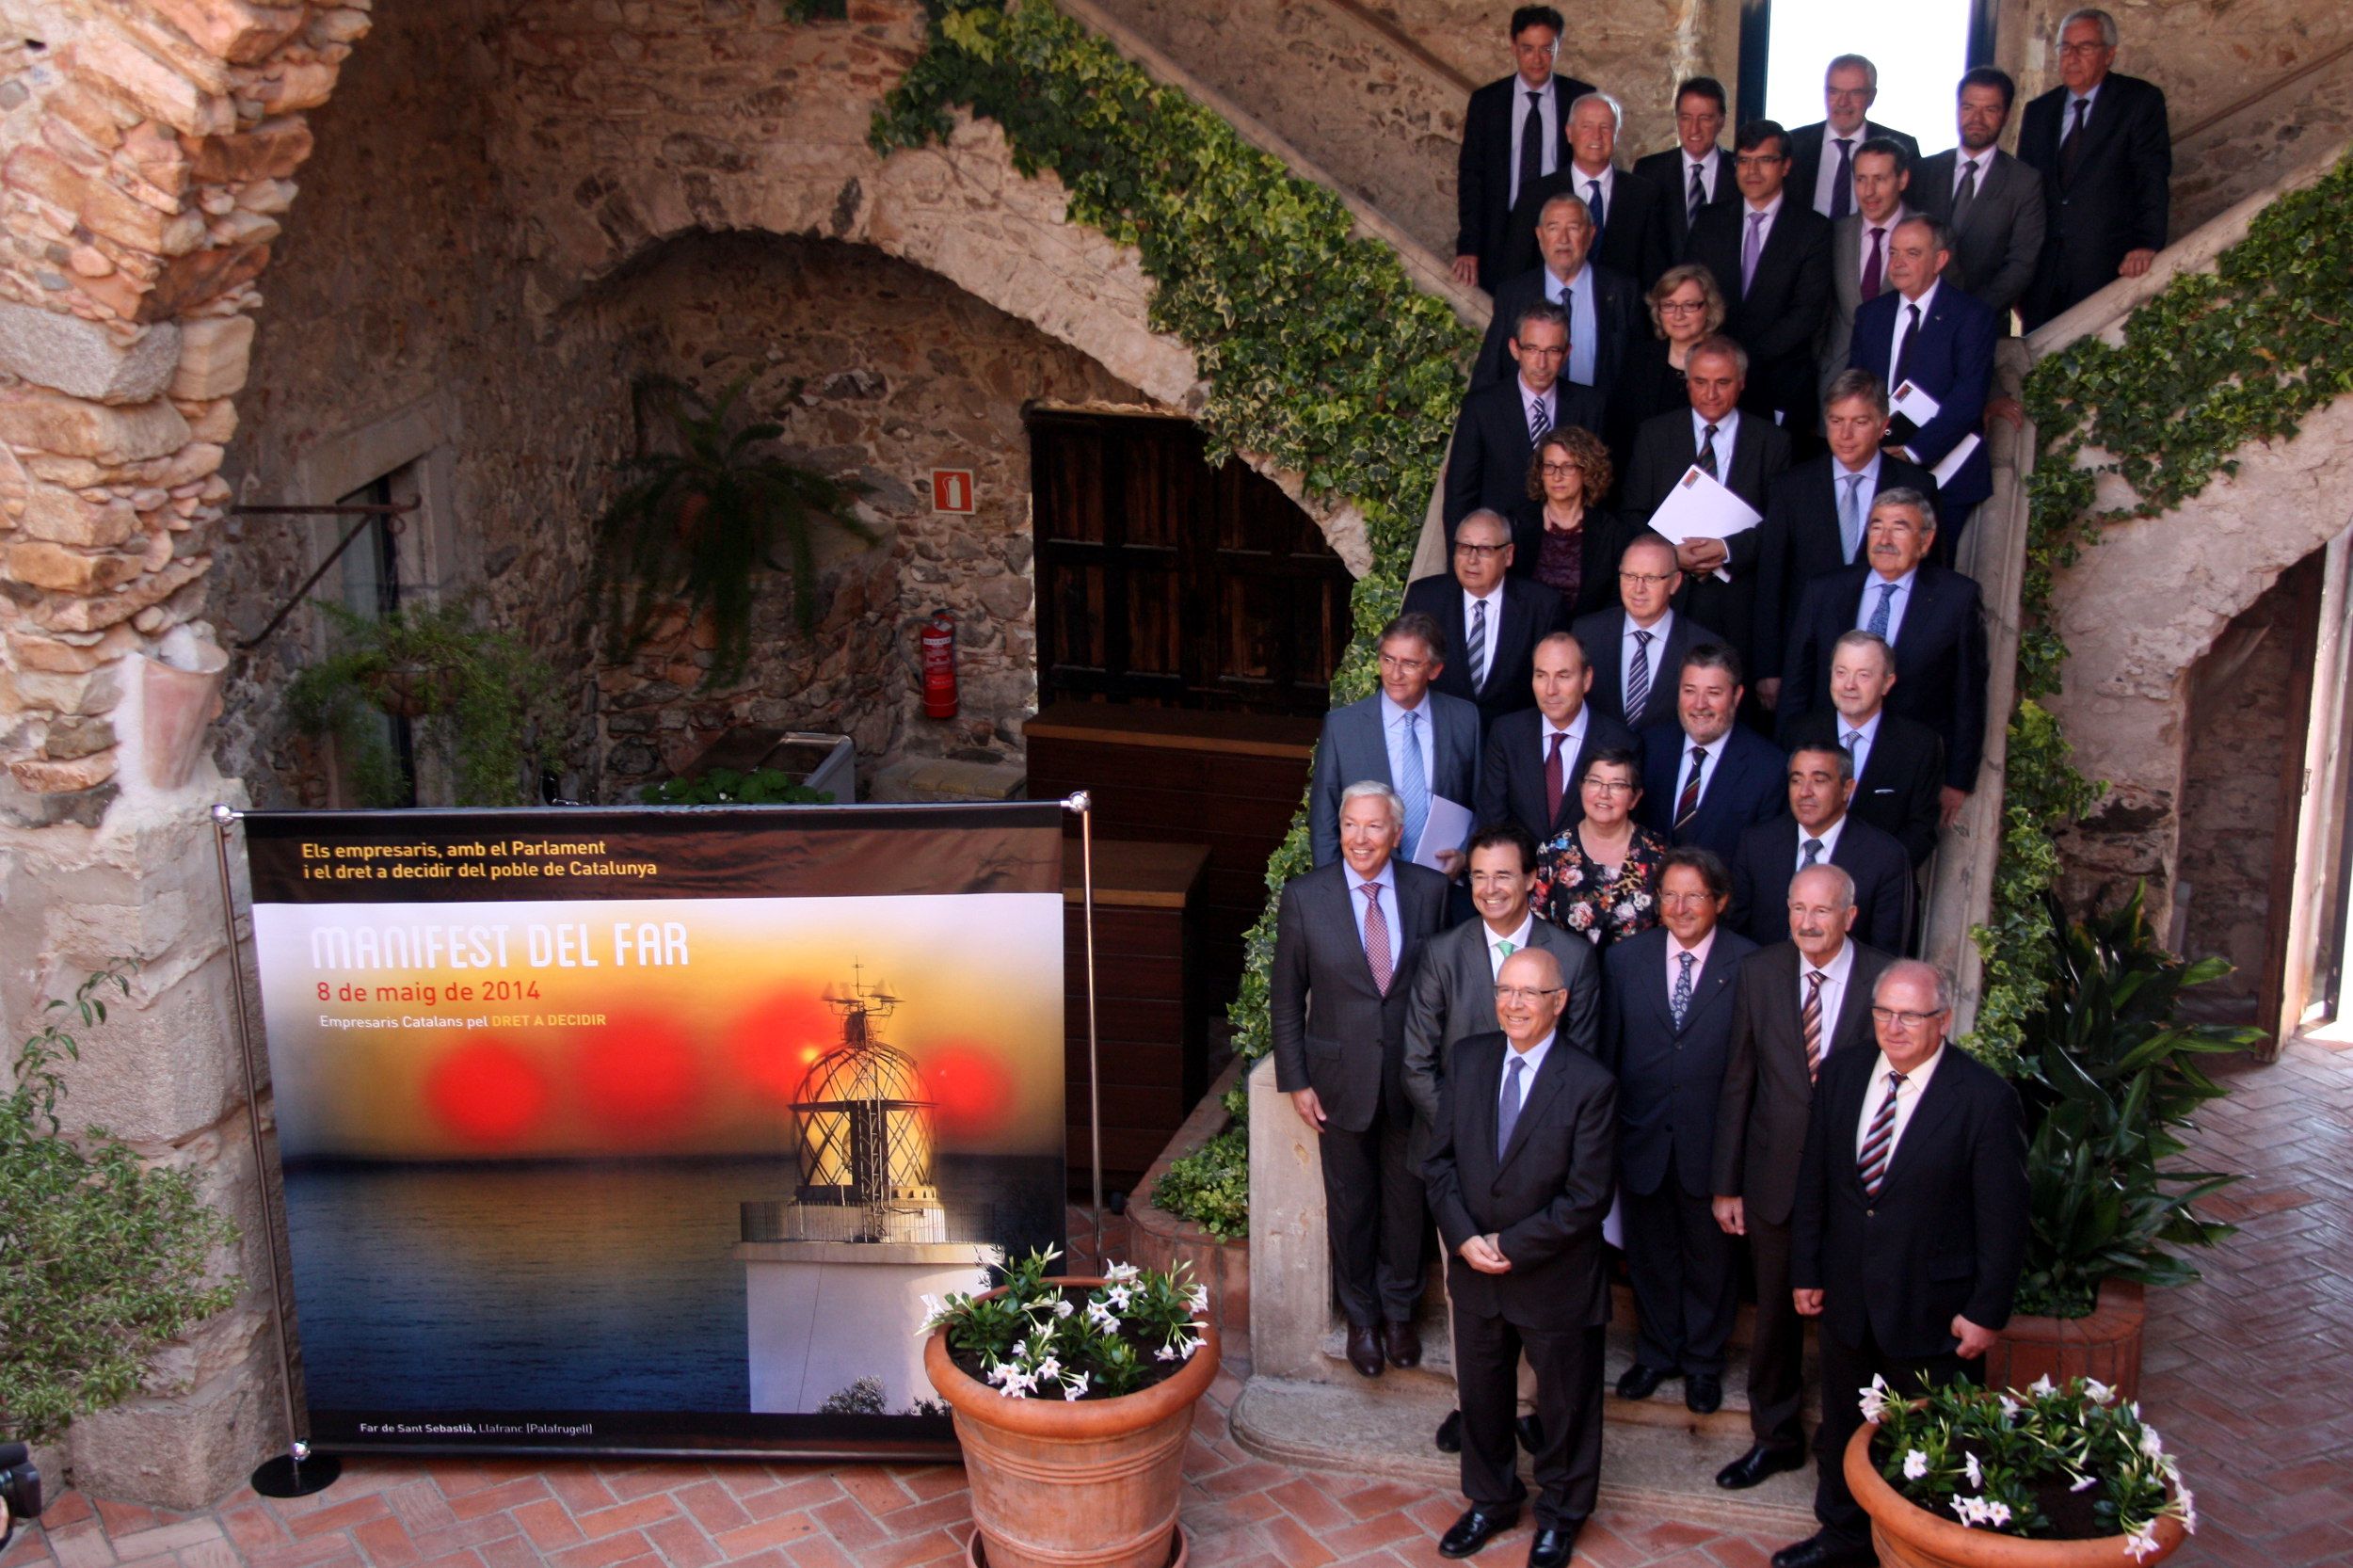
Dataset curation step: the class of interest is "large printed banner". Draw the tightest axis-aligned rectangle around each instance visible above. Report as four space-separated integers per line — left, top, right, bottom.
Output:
243 804 1068 1456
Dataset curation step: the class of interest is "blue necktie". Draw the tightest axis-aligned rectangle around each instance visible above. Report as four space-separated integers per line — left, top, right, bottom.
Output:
1867 582 1898 639
1840 473 1866 562
1396 709 1431 861
1671 951 1695 1029
1497 1054 1526 1160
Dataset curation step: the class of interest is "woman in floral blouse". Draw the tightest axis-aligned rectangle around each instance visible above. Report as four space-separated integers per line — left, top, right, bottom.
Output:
1533 746 1670 948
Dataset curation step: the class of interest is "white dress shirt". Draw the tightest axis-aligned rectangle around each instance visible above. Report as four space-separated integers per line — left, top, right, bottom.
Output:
1540 707 1589 772
1855 1044 1945 1163
1799 936 1858 1038
1793 812 1849 874
1690 406 1741 464
1887 277 1943 390
1486 913 1538 977
1462 583 1504 691
1507 78 1561 208
1854 567 1918 646
1351 856 1404 973
1623 607 1674 696
1665 925 1716 1001
1683 149 1721 207
1672 729 1725 809
1812 127 1866 216
1854 205 1912 286
1498 1028 1557 1131
1836 708 1884 786
1519 375 1559 436
1545 260 1600 388
2064 80 2105 132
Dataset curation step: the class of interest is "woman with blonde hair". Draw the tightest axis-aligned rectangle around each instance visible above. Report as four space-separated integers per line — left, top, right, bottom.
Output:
1607 263 1729 466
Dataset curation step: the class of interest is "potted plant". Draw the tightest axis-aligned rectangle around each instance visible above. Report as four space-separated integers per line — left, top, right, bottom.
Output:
591 374 876 688
1987 888 2259 1398
288 600 564 808
1845 1374 2195 1568
921 1247 1217 1568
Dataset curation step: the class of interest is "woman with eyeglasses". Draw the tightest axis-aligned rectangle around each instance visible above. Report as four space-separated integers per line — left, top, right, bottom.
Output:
1513 425 1629 617
1531 746 1668 948
1605 264 1729 473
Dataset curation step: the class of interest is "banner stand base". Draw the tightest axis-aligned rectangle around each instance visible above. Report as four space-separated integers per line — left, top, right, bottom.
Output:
249 1451 341 1498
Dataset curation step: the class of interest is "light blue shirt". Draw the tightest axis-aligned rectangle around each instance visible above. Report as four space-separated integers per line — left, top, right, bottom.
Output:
1545 262 1599 388
1380 690 1437 852
1350 856 1404 974
1498 1028 1557 1131
1833 451 1883 564
1856 567 1919 647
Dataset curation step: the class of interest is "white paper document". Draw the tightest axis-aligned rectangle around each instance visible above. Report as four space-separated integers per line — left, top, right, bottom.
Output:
1412 794 1475 870
1930 432 1982 488
1602 1190 1625 1249
1890 378 1944 425
1646 465 1762 582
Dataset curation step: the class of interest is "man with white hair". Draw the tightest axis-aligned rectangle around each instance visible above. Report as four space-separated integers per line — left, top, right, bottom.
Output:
2018 8 2171 329
1786 55 1920 221
1503 90 1671 288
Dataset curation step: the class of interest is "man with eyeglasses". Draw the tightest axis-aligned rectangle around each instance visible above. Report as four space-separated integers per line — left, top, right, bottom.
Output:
1478 632 1638 843
1779 960 2027 1568
1710 864 1893 1492
1682 122 1833 433
1571 532 1717 734
1307 613 1484 872
1404 823 1600 1461
1424 946 1618 1567
1405 510 1571 734
1447 301 1608 531
1785 56 1920 223
2017 8 2170 330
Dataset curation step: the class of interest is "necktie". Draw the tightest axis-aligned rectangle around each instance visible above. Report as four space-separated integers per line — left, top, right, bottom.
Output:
1625 629 1655 723
1674 744 1708 832
1528 390 1551 444
1687 160 1706 220
1829 137 1854 220
1801 969 1827 1080
1519 89 1545 200
1468 597 1490 690
1867 581 1898 639
1839 473 1866 562
1396 710 1430 861
1952 158 1981 226
1361 883 1394 996
2059 97 2089 184
1497 1054 1526 1159
1741 211 1766 294
1893 302 1921 389
1801 836 1824 869
1861 225 1886 301
1545 729 1567 824
1844 727 1865 752
1858 1069 1908 1196
1586 177 1607 240
1697 423 1720 479
1497 939 1516 958
1671 950 1696 1029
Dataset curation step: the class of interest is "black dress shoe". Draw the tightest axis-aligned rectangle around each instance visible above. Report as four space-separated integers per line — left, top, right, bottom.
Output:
1385 1319 1424 1369
1528 1521 1583 1568
1515 1413 1545 1452
1686 1372 1723 1414
1346 1320 1385 1378
1438 1506 1520 1560
1770 1532 1874 1568
1435 1408 1464 1452
1717 1441 1807 1490
1614 1362 1675 1400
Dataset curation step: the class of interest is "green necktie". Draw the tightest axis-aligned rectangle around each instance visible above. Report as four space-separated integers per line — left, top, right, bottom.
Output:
1498 940 1516 957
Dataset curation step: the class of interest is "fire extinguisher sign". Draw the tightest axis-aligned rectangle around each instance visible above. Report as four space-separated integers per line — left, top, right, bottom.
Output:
931 470 976 514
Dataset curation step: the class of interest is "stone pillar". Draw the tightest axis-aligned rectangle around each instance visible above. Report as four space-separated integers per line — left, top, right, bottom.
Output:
1245 1054 1337 1381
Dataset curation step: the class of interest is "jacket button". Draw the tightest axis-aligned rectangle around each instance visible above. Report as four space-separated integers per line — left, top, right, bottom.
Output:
1866 1208 1876 1218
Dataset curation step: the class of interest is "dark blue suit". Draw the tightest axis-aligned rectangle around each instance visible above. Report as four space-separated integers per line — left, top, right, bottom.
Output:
1776 563 1990 792
1848 282 1996 513
1639 721 1785 864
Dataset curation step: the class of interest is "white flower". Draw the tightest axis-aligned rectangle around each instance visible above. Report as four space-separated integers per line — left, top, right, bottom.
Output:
1053 1299 1075 1319
2070 1473 2098 1493
1034 1356 1061 1381
1962 1453 1982 1490
2123 1522 2162 1561
1189 1284 1211 1315
1902 1449 1929 1481
1062 1372 1090 1400
1180 1332 1205 1359
2085 1378 2115 1405
2137 1426 2164 1459
1951 1497 1991 1528
1986 1502 2011 1528
1156 1344 1179 1361
1998 1395 2022 1423
2028 1375 2056 1397
1087 1301 1121 1332
1104 1261 1141 1283
1858 1375 1893 1422
917 1294 946 1331
1106 1284 1133 1310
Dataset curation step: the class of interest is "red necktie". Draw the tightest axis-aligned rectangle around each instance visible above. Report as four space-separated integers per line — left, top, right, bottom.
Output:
1361 883 1393 996
1545 730 1567 824
1861 226 1885 300
1674 745 1709 832
1802 969 1827 1080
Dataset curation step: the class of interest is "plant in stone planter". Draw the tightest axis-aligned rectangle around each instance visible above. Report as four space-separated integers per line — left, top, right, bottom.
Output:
591 375 875 688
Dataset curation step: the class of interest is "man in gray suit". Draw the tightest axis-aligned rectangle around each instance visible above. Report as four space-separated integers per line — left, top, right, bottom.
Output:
1403 822 1601 1457
1914 69 2046 326
1273 781 1452 1378
1308 613 1483 872
1817 139 1913 410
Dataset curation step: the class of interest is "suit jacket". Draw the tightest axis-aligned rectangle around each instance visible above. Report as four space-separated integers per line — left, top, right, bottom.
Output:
1640 719 1785 863
1778 562 1990 791
1504 500 1631 617
1477 703 1641 841
1423 1029 1618 1325
1269 859 1451 1134
1502 165 1672 288
1914 147 2046 322
1728 813 1913 953
1401 572 1569 733
1685 199 1834 423
1602 923 1758 1197
1787 120 1923 216
1307 688 1484 866
1619 408 1792 663
1458 72 1599 292
1571 606 1717 734
1401 915 1601 1164
1446 378 1609 530
1711 938 1893 1224
1849 282 1996 509
1752 452 1940 680
1792 1040 2030 1356
2017 73 2171 328
1817 204 1916 407
1471 262 1642 401
1785 709 1944 868
1632 145 1735 255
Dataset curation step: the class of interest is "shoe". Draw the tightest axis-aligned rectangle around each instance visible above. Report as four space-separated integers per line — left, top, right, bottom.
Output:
1438 1506 1520 1560
1385 1320 1424 1369
1770 1532 1875 1568
1435 1409 1464 1453
1686 1372 1723 1414
1614 1363 1674 1400
1717 1441 1807 1490
1528 1522 1583 1568
1346 1320 1385 1378
1515 1413 1545 1452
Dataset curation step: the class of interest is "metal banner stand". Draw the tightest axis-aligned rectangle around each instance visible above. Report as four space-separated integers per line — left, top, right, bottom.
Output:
208 804 342 1498
1059 792 1107 1265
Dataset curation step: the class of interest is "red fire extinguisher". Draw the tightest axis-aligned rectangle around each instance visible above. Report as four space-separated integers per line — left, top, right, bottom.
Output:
920 608 959 719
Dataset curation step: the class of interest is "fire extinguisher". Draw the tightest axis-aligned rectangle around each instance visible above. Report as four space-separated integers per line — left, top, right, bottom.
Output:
920 608 959 719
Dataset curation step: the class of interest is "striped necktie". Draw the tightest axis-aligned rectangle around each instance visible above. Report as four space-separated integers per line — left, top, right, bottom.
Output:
1625 629 1654 724
1674 745 1708 832
1801 969 1827 1080
1467 597 1490 690
1361 883 1393 996
1858 1069 1907 1196
1528 390 1551 444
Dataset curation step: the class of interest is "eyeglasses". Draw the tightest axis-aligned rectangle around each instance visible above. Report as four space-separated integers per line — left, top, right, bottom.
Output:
2057 40 2108 56
1734 153 1786 169
1494 985 1565 1003
1582 778 1638 794
1454 541 1511 558
1619 570 1677 586
1377 652 1431 674
1539 461 1582 477
1870 1006 1948 1031
1657 299 1707 314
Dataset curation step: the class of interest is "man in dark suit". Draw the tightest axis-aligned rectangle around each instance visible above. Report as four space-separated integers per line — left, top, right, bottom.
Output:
1602 847 1757 1414
1571 533 1715 734
1777 490 1988 825
1454 6 1597 294
1849 216 1995 527
1503 91 1671 289
1447 301 1608 531
1710 865 1893 1490
1472 193 1641 401
1424 947 1617 1568
1309 613 1484 870
1633 76 1735 256
1728 744 1912 952
1777 961 2028 1568
1786 56 1921 220
1784 631 1945 868
2017 8 2171 330
1915 69 2046 325
1619 337 1792 665
1685 123 1834 431
1479 631 1639 843
1640 643 1784 863
1405 510 1569 735
1753 371 1937 707
1816 140 1914 410
1272 781 1451 1379
1404 823 1602 1459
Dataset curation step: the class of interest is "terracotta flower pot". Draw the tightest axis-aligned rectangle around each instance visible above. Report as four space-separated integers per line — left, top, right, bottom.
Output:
923 1277 1219 1568
1983 1280 2146 1401
1845 1421 2188 1568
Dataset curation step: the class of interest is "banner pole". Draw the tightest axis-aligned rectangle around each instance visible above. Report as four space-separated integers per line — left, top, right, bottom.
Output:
208 804 341 1499
1063 792 1105 1259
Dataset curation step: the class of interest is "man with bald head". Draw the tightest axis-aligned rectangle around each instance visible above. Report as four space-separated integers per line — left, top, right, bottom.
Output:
1478 630 1638 842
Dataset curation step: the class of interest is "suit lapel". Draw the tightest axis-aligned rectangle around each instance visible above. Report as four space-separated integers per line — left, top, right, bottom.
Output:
1897 568 1945 651
1829 955 1880 1054
1680 936 1743 1032
1879 1052 1962 1193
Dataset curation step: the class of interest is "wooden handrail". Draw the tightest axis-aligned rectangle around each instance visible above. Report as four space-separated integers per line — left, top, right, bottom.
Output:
2171 36 2353 144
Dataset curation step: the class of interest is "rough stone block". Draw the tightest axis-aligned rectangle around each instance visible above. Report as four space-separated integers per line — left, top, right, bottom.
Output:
65 30 235 139
169 315 254 401
6 539 148 595
143 0 311 63
0 303 181 404
80 172 206 257
21 485 141 548
8 749 120 792
138 242 270 323
44 557 209 632
0 386 191 463
180 117 312 183
69 1328 280 1511
7 628 134 674
15 661 124 715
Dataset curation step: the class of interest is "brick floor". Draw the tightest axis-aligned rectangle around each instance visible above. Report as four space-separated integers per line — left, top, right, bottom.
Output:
6 1036 2343 1568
